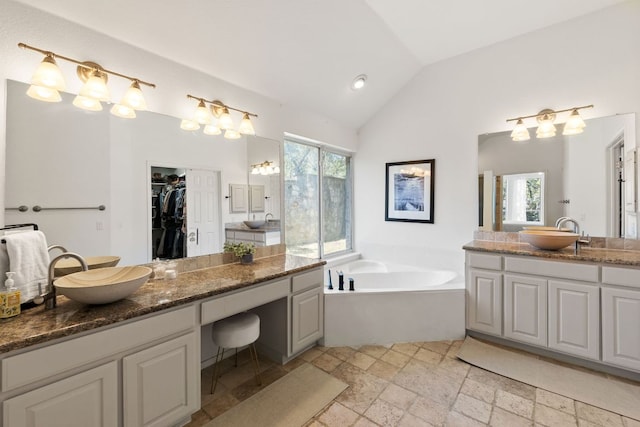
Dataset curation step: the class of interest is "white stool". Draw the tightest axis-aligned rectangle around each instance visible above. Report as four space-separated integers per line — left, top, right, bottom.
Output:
210 312 261 394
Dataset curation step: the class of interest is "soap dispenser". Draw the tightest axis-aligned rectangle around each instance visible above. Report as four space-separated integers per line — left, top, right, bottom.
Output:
0 272 21 319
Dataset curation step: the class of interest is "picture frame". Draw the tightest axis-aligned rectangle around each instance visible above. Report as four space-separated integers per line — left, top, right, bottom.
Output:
385 159 435 223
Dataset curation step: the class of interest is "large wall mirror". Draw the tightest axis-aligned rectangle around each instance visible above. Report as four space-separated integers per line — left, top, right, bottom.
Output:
479 113 637 238
4 79 282 265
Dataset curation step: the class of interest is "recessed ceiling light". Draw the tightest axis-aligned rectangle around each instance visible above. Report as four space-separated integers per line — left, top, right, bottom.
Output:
351 74 367 90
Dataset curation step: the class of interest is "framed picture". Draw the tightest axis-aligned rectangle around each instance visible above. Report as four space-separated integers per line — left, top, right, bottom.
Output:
385 159 435 223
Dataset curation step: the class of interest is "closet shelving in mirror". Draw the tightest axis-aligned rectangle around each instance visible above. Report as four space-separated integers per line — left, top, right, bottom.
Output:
180 95 258 140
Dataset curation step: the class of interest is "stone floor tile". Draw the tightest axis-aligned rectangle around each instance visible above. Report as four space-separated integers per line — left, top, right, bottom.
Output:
413 348 443 365
317 402 360 426
445 410 488 427
300 346 324 362
445 340 464 359
392 342 420 357
399 412 436 427
623 417 640 427
364 399 406 426
380 349 412 368
186 409 212 427
421 340 452 355
395 360 463 406
575 402 624 427
490 406 533 427
359 344 391 359
467 367 535 400
408 395 450 426
354 416 382 427
379 383 417 410
368 359 401 381
453 393 492 424
304 420 326 427
349 351 377 370
437 357 471 381
312 352 343 373
229 364 288 401
282 356 308 372
333 362 389 414
460 378 496 404
495 389 534 419
535 403 578 427
535 389 575 415
201 391 241 419
327 346 357 361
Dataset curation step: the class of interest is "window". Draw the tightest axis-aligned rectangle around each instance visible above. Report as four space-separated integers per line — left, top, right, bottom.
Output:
502 172 545 224
284 137 352 258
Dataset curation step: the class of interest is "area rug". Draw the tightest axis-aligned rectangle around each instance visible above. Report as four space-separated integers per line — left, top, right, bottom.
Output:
457 336 640 421
205 363 348 427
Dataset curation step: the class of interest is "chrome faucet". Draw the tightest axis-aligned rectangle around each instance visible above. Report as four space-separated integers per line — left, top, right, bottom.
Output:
44 252 88 310
557 217 580 234
265 213 274 222
556 217 591 254
554 216 570 228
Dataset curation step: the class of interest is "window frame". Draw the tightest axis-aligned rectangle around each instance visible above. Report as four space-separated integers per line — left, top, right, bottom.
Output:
501 171 545 225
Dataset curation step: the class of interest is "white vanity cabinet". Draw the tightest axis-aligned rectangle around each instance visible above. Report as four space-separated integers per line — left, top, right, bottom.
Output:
225 229 281 247
290 269 324 355
601 266 640 371
503 274 547 347
466 252 503 336
0 305 199 427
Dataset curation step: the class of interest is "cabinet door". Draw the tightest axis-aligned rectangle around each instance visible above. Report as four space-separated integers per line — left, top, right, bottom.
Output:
229 184 248 213
548 280 599 360
123 332 199 427
3 361 118 427
504 274 547 347
467 269 502 335
602 287 640 371
291 286 324 355
249 185 265 212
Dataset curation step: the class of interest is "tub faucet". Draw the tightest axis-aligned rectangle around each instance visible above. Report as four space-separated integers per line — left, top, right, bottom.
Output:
44 252 88 310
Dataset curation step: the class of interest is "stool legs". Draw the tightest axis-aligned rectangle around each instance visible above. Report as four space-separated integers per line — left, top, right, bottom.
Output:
210 345 261 395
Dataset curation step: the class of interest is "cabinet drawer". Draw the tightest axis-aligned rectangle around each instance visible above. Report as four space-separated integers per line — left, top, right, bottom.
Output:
234 231 255 241
201 278 289 324
468 252 502 270
602 266 640 289
504 257 598 282
1 306 196 392
291 268 323 294
225 230 235 239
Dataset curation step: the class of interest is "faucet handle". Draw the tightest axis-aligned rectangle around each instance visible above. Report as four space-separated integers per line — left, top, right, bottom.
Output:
578 232 591 245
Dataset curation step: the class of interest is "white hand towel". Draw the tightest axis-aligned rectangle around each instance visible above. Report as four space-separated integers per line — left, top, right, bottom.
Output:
4 231 50 303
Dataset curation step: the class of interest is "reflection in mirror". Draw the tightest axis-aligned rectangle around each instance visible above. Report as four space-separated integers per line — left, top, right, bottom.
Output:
478 113 638 238
5 79 247 265
479 113 637 238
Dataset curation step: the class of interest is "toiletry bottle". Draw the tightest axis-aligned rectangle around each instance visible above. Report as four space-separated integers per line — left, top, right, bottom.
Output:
338 271 344 291
0 272 21 319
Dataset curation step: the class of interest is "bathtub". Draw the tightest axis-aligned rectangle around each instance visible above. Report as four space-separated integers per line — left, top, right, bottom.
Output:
321 258 465 347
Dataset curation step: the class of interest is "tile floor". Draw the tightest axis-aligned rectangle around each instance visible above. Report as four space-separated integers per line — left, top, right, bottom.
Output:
185 340 640 427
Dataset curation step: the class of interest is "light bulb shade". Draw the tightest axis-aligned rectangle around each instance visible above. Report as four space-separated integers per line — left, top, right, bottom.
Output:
203 124 221 135
563 110 586 135
26 85 62 102
238 113 255 135
193 100 213 124
251 167 259 174
224 129 241 140
31 56 66 90
510 119 530 142
180 119 200 131
110 103 136 119
79 72 110 101
72 95 103 111
273 166 280 174
218 108 234 130
536 121 556 138
121 81 147 110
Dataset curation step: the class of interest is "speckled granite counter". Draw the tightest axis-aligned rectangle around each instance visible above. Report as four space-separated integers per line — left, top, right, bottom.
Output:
0 254 324 354
464 240 640 267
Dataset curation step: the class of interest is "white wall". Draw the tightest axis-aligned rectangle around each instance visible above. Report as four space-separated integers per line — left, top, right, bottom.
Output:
355 1 640 268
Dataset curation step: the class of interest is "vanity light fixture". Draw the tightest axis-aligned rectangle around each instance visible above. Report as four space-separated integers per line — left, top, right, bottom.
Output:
18 42 155 118
182 95 258 139
251 160 280 175
506 104 593 141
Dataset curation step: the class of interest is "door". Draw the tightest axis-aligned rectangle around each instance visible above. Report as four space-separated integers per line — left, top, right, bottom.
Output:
123 332 199 427
467 269 502 335
504 274 547 347
291 287 323 355
186 169 221 257
602 287 640 371
548 280 599 360
3 361 118 427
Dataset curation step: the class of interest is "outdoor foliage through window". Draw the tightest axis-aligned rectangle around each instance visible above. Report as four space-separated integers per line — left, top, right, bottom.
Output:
502 172 544 224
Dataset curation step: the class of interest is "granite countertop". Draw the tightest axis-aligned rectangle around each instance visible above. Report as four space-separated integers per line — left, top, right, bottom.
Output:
0 254 324 354
464 240 640 267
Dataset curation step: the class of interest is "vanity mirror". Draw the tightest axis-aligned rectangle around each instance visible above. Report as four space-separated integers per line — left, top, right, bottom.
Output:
479 113 637 238
4 79 258 265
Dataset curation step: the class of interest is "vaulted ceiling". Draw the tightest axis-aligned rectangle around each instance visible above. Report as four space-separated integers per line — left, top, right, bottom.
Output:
14 0 625 128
